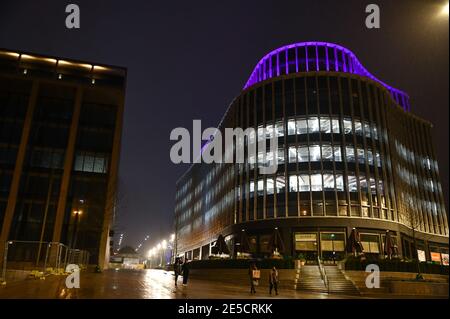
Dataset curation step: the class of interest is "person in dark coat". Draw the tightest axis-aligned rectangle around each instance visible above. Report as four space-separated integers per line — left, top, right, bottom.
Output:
248 263 259 294
182 259 190 286
173 257 181 287
269 266 279 295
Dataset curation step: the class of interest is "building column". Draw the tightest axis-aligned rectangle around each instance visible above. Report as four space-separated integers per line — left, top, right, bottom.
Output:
0 81 39 267
98 92 125 270
51 86 83 245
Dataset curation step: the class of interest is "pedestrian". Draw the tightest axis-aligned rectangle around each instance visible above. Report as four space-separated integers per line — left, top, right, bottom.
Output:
182 259 190 286
173 257 181 287
248 262 259 294
269 266 279 296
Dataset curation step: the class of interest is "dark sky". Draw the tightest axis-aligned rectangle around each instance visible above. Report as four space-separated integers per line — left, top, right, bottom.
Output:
0 0 448 251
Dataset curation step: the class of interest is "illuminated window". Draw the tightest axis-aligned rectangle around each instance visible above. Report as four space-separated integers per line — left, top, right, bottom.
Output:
309 145 321 162
277 149 285 164
266 178 274 195
354 120 363 136
346 146 355 162
348 174 358 192
249 181 255 198
276 176 285 193
296 119 308 134
288 146 297 163
275 121 284 137
287 119 296 135
357 148 365 164
320 117 331 133
298 174 310 191
343 119 352 134
336 174 344 191
321 145 333 161
323 174 335 190
332 119 340 134
310 174 322 191
257 180 264 196
308 117 320 133
298 146 309 162
334 145 342 161
289 175 298 192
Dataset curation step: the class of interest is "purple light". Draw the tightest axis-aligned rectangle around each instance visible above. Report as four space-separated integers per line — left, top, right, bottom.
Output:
243 42 410 111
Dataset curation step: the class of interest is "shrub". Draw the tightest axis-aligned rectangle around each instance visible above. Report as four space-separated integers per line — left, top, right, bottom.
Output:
343 256 449 275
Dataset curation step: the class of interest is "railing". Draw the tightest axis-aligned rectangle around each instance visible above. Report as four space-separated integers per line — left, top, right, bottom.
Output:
1 240 90 284
317 256 330 294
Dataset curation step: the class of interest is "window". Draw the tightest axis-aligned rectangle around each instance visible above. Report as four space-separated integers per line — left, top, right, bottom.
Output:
354 120 363 136
296 119 308 134
321 233 345 252
289 175 298 192
275 121 284 137
298 174 310 191
321 145 333 161
334 145 342 161
309 145 321 162
332 119 340 134
310 174 322 191
364 122 371 138
320 117 331 133
277 149 285 165
298 146 309 162
367 150 374 165
323 174 335 190
357 148 365 164
360 234 380 253
359 175 368 192
308 117 320 133
295 233 317 251
288 146 297 163
276 176 285 193
257 180 264 196
348 174 358 192
74 152 109 173
287 119 296 135
266 178 274 195
346 146 355 162
249 181 255 197
336 174 344 191
343 119 352 134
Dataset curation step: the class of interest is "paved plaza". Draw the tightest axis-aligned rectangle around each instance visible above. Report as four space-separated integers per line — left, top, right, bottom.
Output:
0 269 357 299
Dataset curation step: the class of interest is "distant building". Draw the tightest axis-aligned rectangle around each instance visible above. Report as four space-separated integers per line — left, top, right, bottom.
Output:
0 48 126 268
174 42 448 264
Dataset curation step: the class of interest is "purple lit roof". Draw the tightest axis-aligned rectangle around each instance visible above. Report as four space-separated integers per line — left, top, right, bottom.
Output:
243 42 411 111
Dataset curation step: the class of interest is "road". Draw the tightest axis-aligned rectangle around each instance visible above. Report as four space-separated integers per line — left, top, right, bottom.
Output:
0 269 354 299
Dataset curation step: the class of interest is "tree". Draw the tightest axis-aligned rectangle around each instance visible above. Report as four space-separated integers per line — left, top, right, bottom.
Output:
402 199 423 279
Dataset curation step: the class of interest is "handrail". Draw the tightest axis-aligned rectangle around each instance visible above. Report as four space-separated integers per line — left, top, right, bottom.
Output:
317 256 329 294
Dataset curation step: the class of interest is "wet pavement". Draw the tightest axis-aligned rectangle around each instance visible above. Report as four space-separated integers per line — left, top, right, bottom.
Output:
0 269 355 299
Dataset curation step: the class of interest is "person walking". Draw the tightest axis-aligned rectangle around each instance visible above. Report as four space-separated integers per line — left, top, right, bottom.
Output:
182 259 190 286
269 266 279 296
173 257 181 287
248 263 259 294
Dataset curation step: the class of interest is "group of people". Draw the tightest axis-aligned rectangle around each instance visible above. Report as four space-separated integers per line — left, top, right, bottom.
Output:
173 257 190 287
249 263 279 296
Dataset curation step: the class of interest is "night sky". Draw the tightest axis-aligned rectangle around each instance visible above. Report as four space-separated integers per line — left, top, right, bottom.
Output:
0 0 448 251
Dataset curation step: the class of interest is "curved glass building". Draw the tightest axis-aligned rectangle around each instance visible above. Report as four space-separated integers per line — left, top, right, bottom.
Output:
174 42 448 263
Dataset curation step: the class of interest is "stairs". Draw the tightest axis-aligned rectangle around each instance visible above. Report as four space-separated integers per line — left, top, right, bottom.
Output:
324 265 360 296
295 265 327 293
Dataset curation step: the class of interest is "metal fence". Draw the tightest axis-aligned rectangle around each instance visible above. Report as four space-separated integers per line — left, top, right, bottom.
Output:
1 240 90 284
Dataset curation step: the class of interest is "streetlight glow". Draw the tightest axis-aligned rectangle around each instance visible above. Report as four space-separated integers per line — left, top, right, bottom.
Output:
161 240 167 249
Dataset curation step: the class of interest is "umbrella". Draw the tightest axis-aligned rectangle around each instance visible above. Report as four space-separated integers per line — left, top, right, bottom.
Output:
346 228 363 255
212 234 230 255
236 229 251 254
268 227 285 253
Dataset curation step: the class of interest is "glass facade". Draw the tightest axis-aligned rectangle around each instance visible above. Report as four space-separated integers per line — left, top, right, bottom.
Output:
175 42 448 262
0 49 125 265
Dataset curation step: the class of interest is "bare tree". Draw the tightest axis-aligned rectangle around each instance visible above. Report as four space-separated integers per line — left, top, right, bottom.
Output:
401 202 422 277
